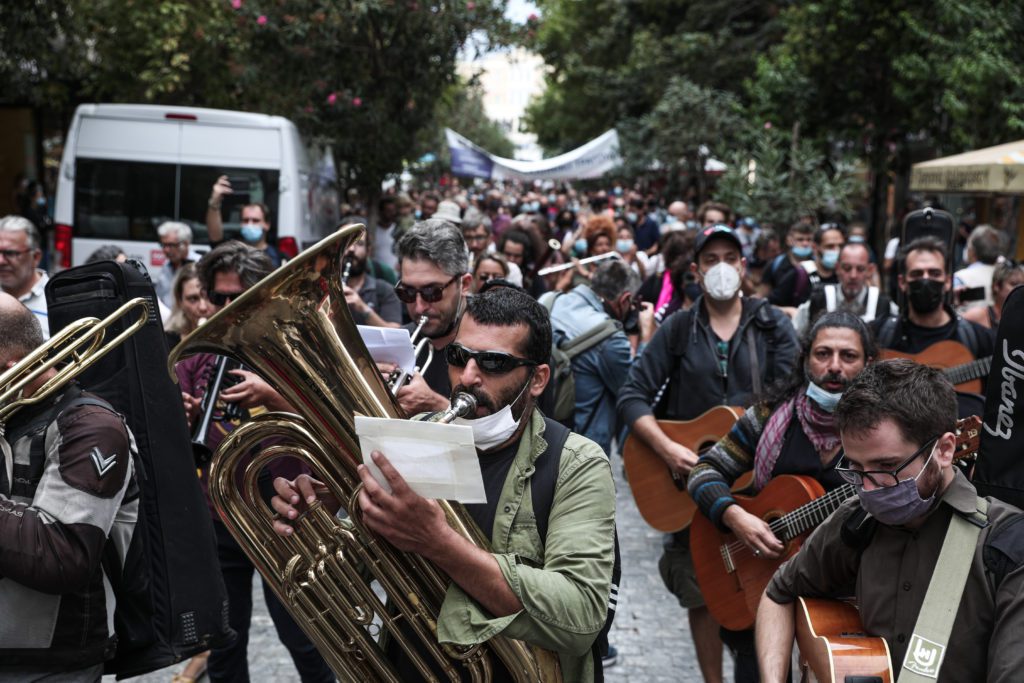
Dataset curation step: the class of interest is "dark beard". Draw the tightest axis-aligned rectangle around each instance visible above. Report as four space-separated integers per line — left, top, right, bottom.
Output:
805 365 850 391
452 371 533 420
347 255 367 277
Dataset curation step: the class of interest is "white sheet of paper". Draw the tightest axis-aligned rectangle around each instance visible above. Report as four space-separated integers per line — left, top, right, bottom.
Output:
354 415 486 503
357 325 416 376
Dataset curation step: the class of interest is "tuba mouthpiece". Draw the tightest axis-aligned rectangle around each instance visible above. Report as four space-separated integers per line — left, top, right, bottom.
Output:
438 392 477 424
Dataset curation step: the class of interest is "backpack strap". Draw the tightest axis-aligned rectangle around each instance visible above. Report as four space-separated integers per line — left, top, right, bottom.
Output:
954 317 980 356
559 319 622 361
751 300 779 385
864 286 880 320
532 418 570 544
824 284 838 312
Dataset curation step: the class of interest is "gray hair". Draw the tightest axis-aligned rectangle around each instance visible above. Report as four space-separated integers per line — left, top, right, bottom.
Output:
590 259 641 300
197 241 272 292
967 224 1004 265
0 298 44 363
157 221 193 244
396 219 469 276
462 208 492 233
0 215 40 251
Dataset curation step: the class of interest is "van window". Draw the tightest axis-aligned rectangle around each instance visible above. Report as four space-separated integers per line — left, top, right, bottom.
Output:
74 158 280 243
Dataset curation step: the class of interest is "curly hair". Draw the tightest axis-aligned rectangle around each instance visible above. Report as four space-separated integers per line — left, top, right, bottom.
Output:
583 214 616 254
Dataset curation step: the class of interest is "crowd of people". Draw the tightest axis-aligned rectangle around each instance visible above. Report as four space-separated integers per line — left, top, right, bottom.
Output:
1 176 1023 683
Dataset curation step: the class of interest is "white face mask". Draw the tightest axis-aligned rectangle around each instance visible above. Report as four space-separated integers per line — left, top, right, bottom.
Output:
453 373 533 451
701 262 741 301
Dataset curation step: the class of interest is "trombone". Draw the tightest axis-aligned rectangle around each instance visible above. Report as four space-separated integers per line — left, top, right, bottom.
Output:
0 298 150 423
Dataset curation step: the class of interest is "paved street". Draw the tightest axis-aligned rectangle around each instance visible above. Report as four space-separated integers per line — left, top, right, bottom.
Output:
111 451 729 682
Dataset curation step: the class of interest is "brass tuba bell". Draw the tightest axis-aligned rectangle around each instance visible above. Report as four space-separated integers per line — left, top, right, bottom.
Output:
167 225 560 682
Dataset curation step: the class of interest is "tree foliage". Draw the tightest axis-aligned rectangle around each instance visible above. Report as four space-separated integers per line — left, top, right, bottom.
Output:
715 125 865 228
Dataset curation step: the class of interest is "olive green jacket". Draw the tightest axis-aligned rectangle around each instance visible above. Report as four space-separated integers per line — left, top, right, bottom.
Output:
436 409 616 682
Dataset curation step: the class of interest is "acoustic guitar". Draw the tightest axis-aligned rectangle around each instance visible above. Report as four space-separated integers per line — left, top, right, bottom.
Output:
795 597 894 683
880 340 991 394
690 416 981 631
622 406 748 533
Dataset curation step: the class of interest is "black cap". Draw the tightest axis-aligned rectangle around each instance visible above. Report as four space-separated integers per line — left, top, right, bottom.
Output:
694 224 743 258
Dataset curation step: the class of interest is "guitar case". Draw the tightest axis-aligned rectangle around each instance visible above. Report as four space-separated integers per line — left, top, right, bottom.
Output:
45 260 234 678
898 207 957 310
975 286 1024 509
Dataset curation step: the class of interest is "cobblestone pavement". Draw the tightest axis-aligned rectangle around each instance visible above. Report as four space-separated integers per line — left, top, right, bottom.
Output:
110 452 729 683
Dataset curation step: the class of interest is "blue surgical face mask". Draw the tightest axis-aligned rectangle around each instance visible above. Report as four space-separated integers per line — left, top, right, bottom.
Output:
240 225 263 243
821 249 840 270
805 381 842 412
792 244 813 259
626 212 638 224
856 444 939 525
849 235 866 244
415 209 422 220
616 238 634 254
574 238 588 256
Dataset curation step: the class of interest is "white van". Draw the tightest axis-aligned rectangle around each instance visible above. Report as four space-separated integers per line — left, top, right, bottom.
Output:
53 103 339 276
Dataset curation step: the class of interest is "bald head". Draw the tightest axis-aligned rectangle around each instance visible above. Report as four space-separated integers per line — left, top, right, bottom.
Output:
0 292 44 367
668 201 690 222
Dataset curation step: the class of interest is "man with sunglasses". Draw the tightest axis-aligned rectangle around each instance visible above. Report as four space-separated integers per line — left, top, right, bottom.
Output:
272 287 616 681
387 220 473 415
793 241 897 334
757 360 1024 683
618 224 798 683
174 241 334 683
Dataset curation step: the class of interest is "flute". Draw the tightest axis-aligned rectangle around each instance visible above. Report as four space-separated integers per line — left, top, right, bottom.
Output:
537 251 621 276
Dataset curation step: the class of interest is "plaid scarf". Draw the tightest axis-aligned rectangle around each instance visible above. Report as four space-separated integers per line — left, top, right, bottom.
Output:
753 392 841 491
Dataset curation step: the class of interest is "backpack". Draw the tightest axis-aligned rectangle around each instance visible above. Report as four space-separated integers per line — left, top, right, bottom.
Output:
540 291 623 426
533 418 620 681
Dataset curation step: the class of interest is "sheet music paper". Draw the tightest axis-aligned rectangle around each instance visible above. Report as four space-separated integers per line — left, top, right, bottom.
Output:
357 325 417 377
354 415 486 503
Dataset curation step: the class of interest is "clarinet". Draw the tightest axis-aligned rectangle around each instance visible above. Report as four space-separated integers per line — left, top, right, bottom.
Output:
191 356 248 465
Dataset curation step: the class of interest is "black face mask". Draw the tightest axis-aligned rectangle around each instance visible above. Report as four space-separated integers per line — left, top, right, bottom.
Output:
684 282 703 302
907 278 945 313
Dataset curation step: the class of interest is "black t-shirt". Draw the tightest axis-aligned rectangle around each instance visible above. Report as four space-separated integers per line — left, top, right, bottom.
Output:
463 440 519 542
873 311 996 357
772 414 845 491
402 321 452 400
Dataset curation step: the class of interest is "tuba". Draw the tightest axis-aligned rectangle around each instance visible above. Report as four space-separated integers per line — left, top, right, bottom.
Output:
167 225 560 682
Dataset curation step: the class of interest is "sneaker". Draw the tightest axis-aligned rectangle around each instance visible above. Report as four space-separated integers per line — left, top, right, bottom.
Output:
601 644 618 668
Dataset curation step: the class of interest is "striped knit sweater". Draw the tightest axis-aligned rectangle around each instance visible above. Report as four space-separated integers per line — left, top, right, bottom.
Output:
687 402 774 531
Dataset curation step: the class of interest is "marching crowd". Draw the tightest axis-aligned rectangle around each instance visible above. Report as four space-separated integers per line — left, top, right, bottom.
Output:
1 176 1024 683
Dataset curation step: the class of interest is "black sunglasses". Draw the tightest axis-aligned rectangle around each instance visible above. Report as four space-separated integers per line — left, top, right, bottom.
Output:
207 290 240 307
445 342 538 375
394 274 459 304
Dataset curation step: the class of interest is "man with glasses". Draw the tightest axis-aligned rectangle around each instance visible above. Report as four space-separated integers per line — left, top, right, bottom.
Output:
272 286 616 681
460 210 493 269
687 311 875 681
756 359 1024 682
174 241 334 683
793 241 897 334
618 224 798 683
387 220 472 415
155 221 202 308
0 215 49 337
873 236 995 360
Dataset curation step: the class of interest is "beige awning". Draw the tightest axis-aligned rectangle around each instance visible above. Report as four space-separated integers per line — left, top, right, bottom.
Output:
910 140 1024 193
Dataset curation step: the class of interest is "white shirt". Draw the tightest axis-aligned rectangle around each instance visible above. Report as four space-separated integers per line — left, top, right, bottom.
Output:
19 269 50 340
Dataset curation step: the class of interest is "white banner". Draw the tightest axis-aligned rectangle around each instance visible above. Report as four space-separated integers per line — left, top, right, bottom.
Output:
445 128 622 181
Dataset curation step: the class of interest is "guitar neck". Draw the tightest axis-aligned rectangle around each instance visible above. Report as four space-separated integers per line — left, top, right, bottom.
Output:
774 484 856 542
943 356 992 385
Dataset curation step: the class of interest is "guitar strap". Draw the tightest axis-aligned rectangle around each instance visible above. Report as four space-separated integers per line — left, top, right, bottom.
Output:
897 497 989 682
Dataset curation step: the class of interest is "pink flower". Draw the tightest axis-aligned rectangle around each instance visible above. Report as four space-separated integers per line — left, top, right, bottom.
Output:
466 1 475 9
304 105 313 113
230 0 242 8
764 121 773 130
327 92 337 105
256 14 267 25
528 13 538 21
352 97 363 107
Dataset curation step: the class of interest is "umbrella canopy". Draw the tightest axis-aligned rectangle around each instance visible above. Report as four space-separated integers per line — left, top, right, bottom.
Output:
911 140 1024 194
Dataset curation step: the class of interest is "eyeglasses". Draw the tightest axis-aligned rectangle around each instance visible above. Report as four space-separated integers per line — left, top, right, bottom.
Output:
834 435 939 488
0 248 32 260
206 289 242 307
394 274 459 304
445 342 538 375
160 240 185 249
476 272 504 283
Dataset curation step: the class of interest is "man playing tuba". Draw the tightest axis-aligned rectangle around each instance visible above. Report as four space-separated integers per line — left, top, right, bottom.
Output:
273 286 617 681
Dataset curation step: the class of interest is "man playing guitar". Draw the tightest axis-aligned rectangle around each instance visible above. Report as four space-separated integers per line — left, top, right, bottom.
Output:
617 225 798 683
687 310 876 680
873 236 995 359
756 360 1024 682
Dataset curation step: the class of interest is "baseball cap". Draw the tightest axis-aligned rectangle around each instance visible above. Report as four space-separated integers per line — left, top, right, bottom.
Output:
694 224 743 258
